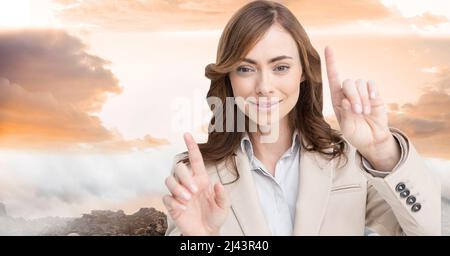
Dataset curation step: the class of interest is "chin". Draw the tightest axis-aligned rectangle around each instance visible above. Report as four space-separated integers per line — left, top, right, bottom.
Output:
248 115 282 128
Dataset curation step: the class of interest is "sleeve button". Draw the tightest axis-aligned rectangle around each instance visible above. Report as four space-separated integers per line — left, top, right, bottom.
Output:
406 196 416 205
395 182 406 192
400 189 410 198
411 203 421 212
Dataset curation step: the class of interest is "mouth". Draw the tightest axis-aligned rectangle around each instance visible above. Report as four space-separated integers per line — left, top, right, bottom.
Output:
248 99 282 110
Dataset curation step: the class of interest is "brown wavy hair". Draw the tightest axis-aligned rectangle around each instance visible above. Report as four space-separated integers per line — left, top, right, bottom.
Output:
178 0 347 178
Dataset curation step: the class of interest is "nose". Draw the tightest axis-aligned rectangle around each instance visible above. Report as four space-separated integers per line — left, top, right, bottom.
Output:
255 70 274 96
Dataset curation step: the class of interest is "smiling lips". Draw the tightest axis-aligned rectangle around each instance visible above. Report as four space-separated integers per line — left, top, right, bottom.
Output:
249 100 282 110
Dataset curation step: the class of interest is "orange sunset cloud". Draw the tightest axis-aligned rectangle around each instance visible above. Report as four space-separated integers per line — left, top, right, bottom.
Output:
387 67 450 159
52 0 450 33
54 0 250 31
0 29 168 151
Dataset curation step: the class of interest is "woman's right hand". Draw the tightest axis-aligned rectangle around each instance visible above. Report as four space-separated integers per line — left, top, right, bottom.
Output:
163 132 230 236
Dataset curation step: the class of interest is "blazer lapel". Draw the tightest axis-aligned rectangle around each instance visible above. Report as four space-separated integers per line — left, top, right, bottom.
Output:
293 138 335 235
216 148 272 235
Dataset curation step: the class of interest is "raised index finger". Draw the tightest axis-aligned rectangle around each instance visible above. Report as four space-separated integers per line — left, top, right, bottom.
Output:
183 132 207 176
325 46 342 95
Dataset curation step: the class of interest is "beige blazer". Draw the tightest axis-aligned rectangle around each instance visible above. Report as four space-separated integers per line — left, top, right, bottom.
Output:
166 127 441 236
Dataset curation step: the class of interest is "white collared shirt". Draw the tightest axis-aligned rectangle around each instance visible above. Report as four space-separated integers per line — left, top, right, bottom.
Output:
240 129 407 236
240 130 300 236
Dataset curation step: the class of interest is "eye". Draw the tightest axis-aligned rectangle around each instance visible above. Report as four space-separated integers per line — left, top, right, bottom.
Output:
236 66 254 73
274 65 290 72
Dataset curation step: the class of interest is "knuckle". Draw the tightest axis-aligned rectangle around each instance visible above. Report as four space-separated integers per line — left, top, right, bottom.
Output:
172 186 180 195
178 174 191 184
173 163 185 174
166 176 177 188
174 166 183 176
177 177 189 187
169 185 181 196
343 79 353 85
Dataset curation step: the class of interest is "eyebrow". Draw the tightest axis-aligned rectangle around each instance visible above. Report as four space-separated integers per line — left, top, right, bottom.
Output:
240 55 293 65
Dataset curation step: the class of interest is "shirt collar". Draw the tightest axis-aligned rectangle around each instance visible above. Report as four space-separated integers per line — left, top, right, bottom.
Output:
240 129 300 163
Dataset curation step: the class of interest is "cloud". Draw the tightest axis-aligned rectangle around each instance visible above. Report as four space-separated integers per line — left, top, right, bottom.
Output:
0 30 168 150
386 67 450 159
424 157 450 200
0 30 121 112
289 0 449 30
84 135 170 153
53 0 450 32
0 146 180 218
286 0 392 26
54 0 250 32
0 78 115 145
407 11 450 27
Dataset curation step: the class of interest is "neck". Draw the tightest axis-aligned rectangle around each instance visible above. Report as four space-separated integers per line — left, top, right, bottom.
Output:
248 116 294 173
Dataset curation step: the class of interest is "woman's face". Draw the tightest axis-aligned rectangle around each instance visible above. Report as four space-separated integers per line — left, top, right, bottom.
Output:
229 23 304 128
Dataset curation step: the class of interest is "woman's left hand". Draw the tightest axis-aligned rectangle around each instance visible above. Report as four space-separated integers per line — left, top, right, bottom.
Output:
324 46 400 171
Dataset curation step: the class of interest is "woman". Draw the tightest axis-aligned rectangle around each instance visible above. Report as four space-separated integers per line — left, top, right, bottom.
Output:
163 0 441 235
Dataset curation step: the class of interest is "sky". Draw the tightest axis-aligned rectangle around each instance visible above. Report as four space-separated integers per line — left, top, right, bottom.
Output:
0 0 449 220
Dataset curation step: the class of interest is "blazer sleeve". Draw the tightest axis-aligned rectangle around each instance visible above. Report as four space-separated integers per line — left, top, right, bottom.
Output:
355 127 441 235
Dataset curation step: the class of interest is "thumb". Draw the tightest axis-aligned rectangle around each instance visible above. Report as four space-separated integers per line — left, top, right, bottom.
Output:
213 182 229 209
